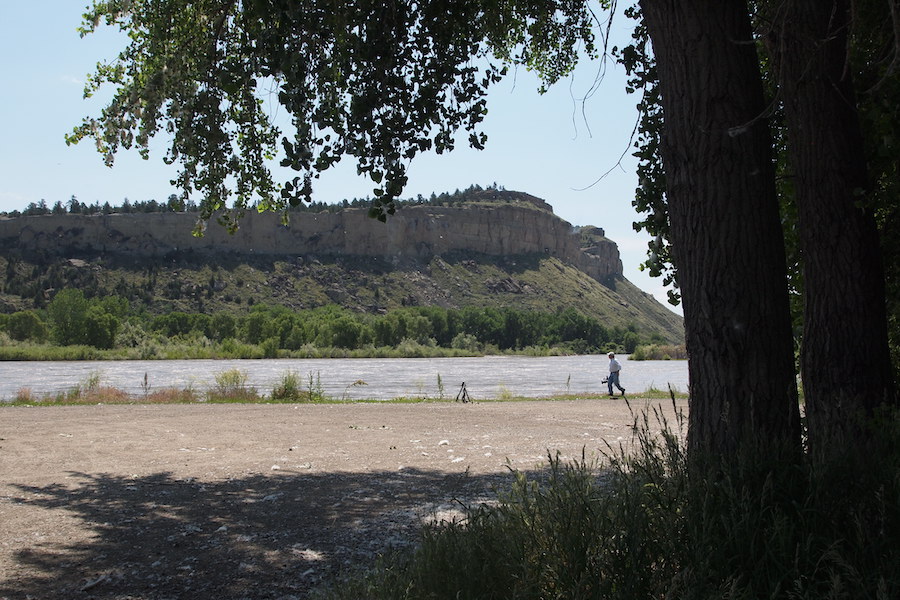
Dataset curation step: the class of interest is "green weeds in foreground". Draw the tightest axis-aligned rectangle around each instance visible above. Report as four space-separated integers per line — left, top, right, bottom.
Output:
6 378 892 599
207 368 257 402
317 401 899 600
271 370 303 402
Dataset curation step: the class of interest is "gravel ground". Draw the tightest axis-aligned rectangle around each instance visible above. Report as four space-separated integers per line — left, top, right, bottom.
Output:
0 398 685 599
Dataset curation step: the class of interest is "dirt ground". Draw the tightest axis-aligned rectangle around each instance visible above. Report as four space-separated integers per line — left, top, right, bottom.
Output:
0 398 685 600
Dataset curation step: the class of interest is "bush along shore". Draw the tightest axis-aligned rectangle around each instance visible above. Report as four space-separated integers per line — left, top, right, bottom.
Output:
629 343 688 360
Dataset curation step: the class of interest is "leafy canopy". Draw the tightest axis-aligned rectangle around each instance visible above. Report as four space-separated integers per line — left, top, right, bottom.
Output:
68 0 599 230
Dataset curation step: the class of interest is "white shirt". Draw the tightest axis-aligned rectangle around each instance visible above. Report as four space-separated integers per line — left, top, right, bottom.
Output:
609 358 621 373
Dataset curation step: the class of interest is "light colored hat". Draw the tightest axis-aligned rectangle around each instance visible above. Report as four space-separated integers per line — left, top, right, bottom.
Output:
608 352 615 357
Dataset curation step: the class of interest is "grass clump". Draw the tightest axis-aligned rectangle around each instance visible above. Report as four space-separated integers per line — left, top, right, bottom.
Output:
145 387 201 403
57 371 128 404
207 368 260 402
271 370 304 402
318 400 899 600
270 370 328 402
9 371 132 405
9 382 199 406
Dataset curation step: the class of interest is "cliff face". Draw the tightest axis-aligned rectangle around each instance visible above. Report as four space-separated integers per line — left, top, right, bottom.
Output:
1 201 623 284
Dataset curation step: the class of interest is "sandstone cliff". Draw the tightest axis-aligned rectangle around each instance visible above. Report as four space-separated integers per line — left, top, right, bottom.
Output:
1 198 623 285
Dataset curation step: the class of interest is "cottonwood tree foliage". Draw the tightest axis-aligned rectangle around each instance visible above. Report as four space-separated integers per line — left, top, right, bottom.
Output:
71 0 897 456
67 0 596 230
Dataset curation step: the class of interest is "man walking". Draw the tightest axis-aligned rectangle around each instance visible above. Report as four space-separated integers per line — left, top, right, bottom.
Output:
607 352 626 397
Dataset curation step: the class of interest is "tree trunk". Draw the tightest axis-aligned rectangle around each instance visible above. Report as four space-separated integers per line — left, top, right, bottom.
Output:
640 0 800 457
765 0 896 450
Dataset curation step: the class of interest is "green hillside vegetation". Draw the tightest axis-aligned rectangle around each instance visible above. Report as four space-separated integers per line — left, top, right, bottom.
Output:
0 247 681 349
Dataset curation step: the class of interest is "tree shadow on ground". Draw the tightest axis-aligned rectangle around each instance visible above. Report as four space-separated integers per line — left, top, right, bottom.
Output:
2 466 533 599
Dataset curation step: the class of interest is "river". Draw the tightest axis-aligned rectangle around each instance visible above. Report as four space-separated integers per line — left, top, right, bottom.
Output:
0 355 688 402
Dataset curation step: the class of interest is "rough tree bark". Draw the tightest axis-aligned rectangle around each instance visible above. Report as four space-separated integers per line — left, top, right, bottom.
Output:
765 0 896 449
640 0 800 456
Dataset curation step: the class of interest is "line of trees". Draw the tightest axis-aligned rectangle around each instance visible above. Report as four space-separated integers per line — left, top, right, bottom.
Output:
0 288 653 355
6 184 511 219
15 195 189 217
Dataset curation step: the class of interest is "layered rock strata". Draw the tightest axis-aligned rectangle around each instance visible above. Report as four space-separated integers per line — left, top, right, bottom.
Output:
1 202 623 284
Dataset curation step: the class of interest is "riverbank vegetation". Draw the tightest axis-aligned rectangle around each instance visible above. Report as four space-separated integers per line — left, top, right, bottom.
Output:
0 287 663 361
628 343 687 361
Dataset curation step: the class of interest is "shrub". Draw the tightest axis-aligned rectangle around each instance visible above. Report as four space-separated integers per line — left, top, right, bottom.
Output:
271 371 303 402
450 332 481 353
396 337 434 357
208 368 259 402
5 310 48 342
631 344 688 361
115 320 151 348
261 336 280 358
13 388 37 404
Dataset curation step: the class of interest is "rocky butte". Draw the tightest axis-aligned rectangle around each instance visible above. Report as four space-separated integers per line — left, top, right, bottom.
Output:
3 191 622 286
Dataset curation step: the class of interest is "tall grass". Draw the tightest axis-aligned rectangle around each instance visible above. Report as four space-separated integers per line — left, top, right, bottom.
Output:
0 344 107 361
8 383 200 405
10 371 132 405
207 368 260 402
271 370 304 402
271 370 327 402
3 380 677 405
318 400 899 600
306 370 326 402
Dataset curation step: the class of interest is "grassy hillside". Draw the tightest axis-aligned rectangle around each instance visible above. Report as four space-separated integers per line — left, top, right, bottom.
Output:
0 250 683 345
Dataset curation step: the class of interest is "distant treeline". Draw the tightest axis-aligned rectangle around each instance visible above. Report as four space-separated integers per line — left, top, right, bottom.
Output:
0 288 659 360
5 183 513 218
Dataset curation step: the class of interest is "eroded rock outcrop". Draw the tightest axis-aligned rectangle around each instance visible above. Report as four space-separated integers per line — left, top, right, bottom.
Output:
0 199 623 284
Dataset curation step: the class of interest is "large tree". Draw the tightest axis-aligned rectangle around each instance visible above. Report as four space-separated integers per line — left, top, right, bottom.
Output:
70 0 896 456
637 0 800 455
762 0 895 450
624 0 897 454
68 0 595 228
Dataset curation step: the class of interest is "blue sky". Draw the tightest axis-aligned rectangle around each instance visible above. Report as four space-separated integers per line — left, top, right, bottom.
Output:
0 2 680 315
